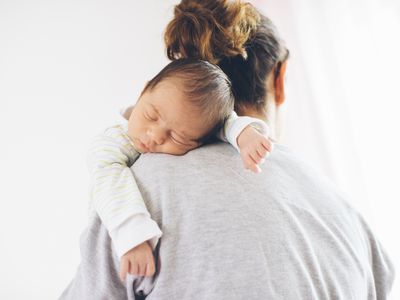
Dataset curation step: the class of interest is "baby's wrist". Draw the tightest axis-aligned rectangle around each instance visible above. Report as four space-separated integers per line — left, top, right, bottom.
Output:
237 125 254 148
249 120 269 136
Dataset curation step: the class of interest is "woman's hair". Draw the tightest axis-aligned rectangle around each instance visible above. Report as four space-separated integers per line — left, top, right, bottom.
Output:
141 58 234 144
164 0 289 114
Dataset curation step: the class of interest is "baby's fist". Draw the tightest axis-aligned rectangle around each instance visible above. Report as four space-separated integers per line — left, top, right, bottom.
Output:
119 241 155 282
237 125 273 173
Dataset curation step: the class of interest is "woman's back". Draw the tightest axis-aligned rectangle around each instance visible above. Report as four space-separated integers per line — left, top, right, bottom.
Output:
60 143 394 299
129 143 394 299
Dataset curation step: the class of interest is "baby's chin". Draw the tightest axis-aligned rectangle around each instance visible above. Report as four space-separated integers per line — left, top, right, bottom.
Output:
150 148 190 156
167 147 194 156
133 139 196 156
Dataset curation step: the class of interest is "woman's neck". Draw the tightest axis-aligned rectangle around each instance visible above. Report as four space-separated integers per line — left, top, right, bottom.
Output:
237 103 279 142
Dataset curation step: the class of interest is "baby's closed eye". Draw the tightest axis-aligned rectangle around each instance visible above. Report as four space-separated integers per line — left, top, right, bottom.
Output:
144 111 157 121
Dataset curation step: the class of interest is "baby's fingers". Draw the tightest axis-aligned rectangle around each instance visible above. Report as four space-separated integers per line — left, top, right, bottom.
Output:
256 144 268 161
129 260 139 276
138 256 155 277
137 261 147 276
120 259 130 282
145 260 156 277
249 163 262 174
242 153 261 173
250 149 264 165
262 138 273 152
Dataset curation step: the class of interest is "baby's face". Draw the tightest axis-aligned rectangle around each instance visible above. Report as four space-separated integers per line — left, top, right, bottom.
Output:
127 79 210 155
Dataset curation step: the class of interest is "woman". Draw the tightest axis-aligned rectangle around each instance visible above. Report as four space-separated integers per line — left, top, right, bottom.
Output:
60 1 394 299
164 0 289 138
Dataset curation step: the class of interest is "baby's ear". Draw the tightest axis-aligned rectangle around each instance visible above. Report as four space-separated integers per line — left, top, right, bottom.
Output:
123 106 134 120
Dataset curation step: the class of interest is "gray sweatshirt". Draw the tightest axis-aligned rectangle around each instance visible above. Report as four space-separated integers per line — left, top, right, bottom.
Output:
60 143 395 299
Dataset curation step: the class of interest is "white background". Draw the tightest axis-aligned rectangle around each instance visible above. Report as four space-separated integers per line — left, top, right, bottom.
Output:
1 0 399 299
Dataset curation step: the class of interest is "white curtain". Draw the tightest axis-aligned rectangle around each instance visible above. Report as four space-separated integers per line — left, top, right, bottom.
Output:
251 0 400 297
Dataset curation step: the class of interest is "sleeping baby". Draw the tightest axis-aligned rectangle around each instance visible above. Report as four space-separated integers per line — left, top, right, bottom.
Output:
87 59 273 282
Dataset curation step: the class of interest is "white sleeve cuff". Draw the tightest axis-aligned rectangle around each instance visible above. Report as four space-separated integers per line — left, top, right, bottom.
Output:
109 214 163 258
226 117 270 152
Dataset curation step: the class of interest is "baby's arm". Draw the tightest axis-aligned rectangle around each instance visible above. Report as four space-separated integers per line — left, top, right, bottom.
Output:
87 123 162 277
218 111 273 173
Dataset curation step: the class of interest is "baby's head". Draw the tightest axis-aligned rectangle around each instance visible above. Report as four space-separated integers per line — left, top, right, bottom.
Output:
128 59 234 155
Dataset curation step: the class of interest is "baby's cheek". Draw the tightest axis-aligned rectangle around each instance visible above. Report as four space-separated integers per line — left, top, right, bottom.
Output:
126 123 136 141
128 117 146 140
161 143 190 156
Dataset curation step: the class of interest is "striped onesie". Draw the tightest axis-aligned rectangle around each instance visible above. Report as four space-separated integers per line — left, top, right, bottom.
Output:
87 108 268 258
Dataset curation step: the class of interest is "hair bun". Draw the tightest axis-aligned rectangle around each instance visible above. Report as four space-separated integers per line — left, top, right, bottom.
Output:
165 0 260 64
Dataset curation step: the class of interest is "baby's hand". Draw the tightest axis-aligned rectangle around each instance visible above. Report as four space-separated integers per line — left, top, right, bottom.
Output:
119 241 155 282
237 125 273 173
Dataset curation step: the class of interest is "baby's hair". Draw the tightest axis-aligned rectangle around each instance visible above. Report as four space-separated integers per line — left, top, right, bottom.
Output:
141 59 234 144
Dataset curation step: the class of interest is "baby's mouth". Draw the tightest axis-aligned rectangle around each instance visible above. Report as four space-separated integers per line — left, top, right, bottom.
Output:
132 138 149 153
139 140 152 152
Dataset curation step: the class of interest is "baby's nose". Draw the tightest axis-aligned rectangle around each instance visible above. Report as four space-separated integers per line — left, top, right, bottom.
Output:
153 134 165 145
148 128 167 145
